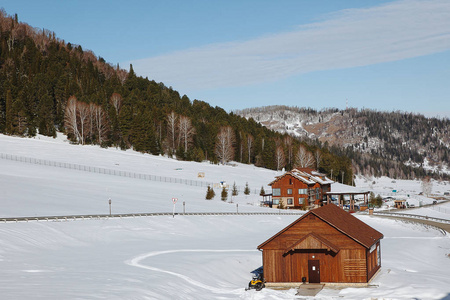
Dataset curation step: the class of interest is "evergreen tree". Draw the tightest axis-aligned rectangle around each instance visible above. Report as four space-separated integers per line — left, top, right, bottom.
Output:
221 186 228 201
205 185 215 200
244 182 250 195
259 185 265 196
232 182 238 196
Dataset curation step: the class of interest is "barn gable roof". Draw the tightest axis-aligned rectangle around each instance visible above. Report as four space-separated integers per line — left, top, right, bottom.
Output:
258 204 383 250
285 232 340 254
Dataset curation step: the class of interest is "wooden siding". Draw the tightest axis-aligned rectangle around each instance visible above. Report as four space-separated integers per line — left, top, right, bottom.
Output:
261 214 371 283
367 241 381 281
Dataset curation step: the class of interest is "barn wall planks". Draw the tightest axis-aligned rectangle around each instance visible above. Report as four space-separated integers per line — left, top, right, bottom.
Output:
260 214 379 283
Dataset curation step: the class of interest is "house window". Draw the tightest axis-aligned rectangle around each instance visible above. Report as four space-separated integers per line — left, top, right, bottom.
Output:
298 188 307 194
273 199 279 205
289 178 293 185
316 188 320 199
273 188 281 196
299 197 305 204
287 188 292 195
287 198 293 205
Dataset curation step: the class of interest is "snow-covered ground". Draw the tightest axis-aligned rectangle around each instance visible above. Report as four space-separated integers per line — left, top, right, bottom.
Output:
1 134 450 299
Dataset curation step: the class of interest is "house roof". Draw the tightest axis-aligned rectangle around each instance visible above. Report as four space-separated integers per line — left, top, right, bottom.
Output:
268 168 334 186
258 203 383 250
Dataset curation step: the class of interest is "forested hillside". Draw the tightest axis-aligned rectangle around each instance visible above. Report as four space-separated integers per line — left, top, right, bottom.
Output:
0 10 354 183
236 106 450 180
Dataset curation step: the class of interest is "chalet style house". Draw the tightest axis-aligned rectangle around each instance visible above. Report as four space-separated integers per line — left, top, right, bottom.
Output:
258 203 383 285
268 168 334 209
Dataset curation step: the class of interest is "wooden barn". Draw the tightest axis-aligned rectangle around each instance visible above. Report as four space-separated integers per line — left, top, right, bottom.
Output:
257 204 383 285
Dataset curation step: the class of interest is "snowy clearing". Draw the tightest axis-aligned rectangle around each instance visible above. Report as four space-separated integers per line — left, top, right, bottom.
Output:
1 134 450 299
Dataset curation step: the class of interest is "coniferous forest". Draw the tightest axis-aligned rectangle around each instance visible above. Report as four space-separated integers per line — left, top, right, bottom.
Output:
0 10 361 184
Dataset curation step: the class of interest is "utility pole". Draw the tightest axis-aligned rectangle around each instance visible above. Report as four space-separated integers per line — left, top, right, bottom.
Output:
108 198 112 216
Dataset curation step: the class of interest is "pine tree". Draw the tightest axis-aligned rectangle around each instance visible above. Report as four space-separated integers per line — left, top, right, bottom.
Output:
205 185 215 200
259 185 265 196
244 182 250 195
221 186 228 201
232 182 238 196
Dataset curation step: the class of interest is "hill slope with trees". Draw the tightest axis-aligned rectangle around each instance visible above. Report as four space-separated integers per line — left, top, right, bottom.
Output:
0 10 355 183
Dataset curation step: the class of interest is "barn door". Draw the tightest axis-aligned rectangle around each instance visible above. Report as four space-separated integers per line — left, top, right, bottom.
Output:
308 260 320 283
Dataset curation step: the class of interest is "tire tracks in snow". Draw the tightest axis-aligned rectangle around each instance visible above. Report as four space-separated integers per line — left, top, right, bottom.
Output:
125 249 256 295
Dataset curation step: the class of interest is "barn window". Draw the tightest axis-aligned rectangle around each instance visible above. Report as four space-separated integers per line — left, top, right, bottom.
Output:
287 188 292 195
273 188 281 196
287 198 293 205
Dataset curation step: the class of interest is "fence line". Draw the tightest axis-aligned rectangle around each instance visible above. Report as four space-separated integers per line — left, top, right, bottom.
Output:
428 205 450 215
1 153 262 194
0 211 304 224
372 211 450 224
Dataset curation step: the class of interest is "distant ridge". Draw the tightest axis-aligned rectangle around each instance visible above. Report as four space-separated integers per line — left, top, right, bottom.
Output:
236 106 450 179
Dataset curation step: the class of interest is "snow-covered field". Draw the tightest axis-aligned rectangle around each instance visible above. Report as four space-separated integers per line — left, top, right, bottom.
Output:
1 134 450 299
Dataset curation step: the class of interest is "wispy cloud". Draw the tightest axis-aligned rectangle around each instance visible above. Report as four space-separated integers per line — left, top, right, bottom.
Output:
130 0 450 90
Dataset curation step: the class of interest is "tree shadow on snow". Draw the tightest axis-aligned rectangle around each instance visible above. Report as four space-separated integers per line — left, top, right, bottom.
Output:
440 294 450 300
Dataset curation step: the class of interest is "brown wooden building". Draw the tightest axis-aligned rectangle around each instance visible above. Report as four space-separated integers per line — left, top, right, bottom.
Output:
268 168 333 209
257 204 383 284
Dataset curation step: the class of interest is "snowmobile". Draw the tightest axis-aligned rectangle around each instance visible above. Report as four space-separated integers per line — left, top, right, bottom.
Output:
247 273 265 291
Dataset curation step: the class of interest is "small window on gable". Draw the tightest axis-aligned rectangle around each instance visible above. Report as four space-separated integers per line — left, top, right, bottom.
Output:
289 178 293 185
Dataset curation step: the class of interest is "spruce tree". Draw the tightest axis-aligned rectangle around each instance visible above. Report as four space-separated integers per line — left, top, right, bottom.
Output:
259 185 265 196
232 182 238 196
244 182 250 195
205 185 215 200
221 186 228 201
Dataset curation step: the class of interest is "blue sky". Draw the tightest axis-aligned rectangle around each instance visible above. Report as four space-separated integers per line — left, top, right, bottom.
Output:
2 0 450 117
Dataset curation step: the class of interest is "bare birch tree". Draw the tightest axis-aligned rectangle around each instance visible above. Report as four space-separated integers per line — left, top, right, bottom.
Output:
166 111 178 154
215 126 235 164
93 104 108 144
295 145 315 168
247 134 254 163
77 101 89 145
275 146 286 171
284 136 293 169
64 96 81 143
178 115 195 153
110 93 122 115
315 149 322 170
89 103 96 141
421 176 432 196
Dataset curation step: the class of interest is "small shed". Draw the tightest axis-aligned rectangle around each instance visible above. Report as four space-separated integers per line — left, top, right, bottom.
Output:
394 200 406 209
257 204 383 284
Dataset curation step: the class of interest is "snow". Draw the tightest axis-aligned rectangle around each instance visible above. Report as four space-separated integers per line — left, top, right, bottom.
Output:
1 134 450 299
